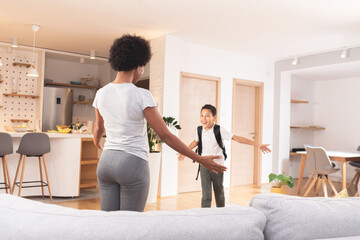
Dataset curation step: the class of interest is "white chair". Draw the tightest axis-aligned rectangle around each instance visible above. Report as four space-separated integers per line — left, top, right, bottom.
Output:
303 147 339 197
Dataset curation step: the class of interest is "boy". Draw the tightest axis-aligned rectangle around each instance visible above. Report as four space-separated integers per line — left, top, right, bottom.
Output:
178 104 271 208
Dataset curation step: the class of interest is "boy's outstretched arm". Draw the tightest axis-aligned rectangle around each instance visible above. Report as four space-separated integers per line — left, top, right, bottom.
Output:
178 140 198 161
232 135 271 154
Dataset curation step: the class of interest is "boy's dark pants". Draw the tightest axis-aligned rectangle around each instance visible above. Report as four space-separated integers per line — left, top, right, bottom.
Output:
200 165 225 208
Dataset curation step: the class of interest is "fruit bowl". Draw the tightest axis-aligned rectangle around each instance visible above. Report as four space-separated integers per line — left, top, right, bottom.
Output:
56 125 71 134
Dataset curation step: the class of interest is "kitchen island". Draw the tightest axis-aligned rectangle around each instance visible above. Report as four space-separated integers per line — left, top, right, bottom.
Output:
2 133 98 197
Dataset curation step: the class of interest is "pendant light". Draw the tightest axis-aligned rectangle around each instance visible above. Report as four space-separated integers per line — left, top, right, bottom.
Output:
90 50 96 59
12 37 18 48
27 24 40 78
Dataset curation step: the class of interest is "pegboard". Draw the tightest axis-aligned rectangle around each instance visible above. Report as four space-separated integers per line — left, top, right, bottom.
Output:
0 46 43 131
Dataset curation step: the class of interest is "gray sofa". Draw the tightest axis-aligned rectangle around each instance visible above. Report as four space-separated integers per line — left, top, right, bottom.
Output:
0 193 360 240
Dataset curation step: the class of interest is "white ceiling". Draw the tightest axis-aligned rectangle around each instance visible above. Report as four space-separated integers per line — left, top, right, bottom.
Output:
292 61 360 81
1 0 360 60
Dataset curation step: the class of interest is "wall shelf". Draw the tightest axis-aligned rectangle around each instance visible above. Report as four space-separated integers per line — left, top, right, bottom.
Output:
3 93 39 99
0 80 4 83
0 106 3 109
73 101 91 104
291 99 309 103
80 180 98 189
81 159 99 165
45 82 100 90
290 126 325 130
12 62 31 68
11 119 30 122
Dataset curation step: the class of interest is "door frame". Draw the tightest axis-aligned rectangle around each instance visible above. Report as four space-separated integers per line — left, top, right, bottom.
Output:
180 72 222 124
231 78 264 185
177 72 221 193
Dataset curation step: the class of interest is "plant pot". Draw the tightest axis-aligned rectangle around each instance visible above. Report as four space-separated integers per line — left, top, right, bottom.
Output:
147 152 161 203
271 186 286 194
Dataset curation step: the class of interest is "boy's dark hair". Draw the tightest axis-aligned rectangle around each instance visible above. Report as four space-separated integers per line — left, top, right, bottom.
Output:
109 34 151 71
201 104 217 116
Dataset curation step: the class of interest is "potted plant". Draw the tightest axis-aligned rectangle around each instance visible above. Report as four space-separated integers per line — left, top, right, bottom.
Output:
146 116 181 203
147 116 181 152
268 172 294 194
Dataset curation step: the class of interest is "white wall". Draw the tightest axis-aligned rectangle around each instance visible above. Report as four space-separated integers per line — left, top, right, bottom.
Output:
314 77 360 181
153 35 274 197
273 46 360 175
289 77 316 178
45 58 100 123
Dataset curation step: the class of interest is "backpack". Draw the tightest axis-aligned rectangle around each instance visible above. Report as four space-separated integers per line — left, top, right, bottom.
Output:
194 124 227 180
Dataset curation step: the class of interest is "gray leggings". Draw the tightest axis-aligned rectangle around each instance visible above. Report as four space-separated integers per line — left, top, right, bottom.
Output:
97 149 150 212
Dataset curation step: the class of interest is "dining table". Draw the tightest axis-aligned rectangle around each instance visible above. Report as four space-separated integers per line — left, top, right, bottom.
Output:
294 150 360 195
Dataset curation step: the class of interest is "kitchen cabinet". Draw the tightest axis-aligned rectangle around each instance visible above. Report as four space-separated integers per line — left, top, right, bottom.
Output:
79 138 99 190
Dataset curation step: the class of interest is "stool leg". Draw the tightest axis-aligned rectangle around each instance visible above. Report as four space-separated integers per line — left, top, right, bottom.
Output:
18 155 27 197
304 175 318 197
41 155 53 204
327 177 338 195
12 155 23 192
316 176 322 196
38 157 44 199
1 157 8 194
3 156 12 194
354 173 360 196
322 176 328 198
347 173 357 189
304 172 315 190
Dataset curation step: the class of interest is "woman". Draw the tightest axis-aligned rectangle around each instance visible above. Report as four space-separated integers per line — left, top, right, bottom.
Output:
93 34 226 212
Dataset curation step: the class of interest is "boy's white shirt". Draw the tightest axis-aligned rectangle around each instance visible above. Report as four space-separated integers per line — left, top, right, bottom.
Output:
93 83 157 161
195 124 233 165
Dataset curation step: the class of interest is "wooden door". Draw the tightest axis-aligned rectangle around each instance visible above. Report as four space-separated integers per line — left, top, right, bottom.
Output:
178 72 220 193
231 79 263 186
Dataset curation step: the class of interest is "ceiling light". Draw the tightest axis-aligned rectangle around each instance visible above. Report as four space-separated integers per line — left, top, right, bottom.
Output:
292 57 298 66
90 50 96 60
27 24 40 78
80 57 85 63
340 48 348 59
12 37 18 48
0 58 3 67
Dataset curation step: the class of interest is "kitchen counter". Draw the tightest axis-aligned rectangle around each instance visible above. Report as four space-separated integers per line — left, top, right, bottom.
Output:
9 132 93 138
2 133 97 197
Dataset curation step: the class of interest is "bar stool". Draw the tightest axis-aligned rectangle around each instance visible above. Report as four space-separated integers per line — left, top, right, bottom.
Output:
0 133 13 194
12 133 53 203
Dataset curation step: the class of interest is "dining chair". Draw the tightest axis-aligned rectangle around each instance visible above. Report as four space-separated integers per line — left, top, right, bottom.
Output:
347 145 360 196
304 147 339 197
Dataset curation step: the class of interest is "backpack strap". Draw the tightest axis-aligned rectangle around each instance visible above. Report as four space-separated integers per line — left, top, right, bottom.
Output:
195 126 203 157
195 126 203 180
214 124 227 160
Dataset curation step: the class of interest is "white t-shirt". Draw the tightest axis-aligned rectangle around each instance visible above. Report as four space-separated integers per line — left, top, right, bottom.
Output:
195 124 233 165
92 83 157 161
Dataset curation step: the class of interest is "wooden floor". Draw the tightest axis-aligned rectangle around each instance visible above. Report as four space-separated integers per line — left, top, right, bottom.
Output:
53 178 353 211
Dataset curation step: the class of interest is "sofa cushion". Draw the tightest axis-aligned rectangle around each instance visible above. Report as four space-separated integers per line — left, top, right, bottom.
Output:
249 193 360 240
0 194 266 240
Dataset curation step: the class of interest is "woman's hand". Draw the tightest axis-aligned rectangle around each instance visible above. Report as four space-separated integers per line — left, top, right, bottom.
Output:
198 155 227 174
258 144 271 154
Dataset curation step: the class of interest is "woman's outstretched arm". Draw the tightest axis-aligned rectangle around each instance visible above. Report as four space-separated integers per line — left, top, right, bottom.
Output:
144 107 226 174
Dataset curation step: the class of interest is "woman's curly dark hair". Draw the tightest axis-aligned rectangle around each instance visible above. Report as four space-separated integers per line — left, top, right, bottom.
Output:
109 34 151 71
